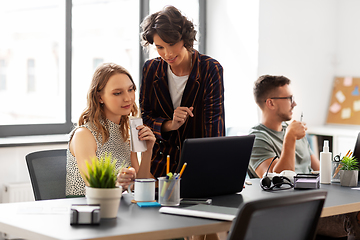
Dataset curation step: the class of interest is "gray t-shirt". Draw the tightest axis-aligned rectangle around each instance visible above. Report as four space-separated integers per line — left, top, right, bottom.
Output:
249 123 313 176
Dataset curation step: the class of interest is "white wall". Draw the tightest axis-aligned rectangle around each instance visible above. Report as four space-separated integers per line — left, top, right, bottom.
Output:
258 0 360 127
336 0 360 76
207 0 259 135
208 0 360 129
258 0 338 126
0 144 67 202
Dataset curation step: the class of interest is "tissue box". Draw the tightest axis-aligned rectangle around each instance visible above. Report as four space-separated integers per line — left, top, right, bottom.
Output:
294 174 320 189
70 204 100 225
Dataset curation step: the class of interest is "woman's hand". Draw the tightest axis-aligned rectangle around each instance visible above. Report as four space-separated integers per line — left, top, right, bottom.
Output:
172 106 194 130
117 167 136 191
137 125 156 152
162 106 194 132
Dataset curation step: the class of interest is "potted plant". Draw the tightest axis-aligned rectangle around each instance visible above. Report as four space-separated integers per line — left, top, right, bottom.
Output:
83 153 123 218
339 156 359 187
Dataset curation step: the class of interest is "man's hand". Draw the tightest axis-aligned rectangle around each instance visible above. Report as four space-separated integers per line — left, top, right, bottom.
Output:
286 120 307 140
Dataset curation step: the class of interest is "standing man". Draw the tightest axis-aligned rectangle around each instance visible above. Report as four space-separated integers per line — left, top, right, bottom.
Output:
250 74 360 239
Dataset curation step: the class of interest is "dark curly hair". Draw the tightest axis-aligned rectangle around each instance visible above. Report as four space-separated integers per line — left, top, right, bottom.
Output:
253 75 291 108
140 5 197 51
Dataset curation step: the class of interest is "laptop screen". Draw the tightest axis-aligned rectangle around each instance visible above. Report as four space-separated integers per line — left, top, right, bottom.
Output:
351 132 360 180
177 135 255 198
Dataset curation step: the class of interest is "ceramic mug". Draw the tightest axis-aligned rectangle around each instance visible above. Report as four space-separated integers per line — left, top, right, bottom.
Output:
128 178 156 202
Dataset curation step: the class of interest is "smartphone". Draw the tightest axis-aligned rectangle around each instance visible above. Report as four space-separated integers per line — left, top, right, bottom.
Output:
180 198 212 205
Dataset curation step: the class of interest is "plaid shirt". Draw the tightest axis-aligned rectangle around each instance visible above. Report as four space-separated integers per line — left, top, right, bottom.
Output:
140 50 225 178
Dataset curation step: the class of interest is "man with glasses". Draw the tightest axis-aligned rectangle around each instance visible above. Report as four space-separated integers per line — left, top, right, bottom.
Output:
249 74 360 239
249 75 319 178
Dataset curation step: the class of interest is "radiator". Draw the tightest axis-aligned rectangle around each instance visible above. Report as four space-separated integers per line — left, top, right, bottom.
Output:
2 182 35 203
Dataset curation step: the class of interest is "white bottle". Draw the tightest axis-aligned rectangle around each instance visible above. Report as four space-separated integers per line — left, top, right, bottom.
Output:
320 140 332 184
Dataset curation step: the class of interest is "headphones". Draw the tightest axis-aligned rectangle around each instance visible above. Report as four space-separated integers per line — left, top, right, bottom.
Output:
260 156 294 191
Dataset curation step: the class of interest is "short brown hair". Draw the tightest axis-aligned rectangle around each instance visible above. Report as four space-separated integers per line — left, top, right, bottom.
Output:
253 75 291 108
140 5 197 51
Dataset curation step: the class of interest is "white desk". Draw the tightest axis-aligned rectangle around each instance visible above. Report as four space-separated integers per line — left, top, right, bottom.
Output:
0 179 359 240
0 194 232 240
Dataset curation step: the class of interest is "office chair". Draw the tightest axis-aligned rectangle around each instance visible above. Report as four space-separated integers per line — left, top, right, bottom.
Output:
25 149 67 200
227 190 327 240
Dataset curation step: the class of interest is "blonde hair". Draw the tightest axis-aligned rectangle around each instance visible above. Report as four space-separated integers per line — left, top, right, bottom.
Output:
78 63 138 144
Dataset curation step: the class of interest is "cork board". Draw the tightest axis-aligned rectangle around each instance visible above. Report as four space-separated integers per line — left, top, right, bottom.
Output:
326 77 360 125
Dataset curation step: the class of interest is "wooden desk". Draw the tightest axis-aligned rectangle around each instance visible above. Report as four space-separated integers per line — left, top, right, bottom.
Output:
0 179 359 240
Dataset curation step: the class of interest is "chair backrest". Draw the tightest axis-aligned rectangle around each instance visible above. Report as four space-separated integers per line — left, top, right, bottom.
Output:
26 149 67 200
227 190 327 240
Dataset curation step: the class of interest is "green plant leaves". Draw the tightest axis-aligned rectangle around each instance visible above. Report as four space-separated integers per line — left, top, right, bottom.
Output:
83 153 123 188
340 156 359 171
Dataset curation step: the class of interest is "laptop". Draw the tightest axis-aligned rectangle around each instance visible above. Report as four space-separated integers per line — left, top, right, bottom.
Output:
177 135 255 198
351 132 360 180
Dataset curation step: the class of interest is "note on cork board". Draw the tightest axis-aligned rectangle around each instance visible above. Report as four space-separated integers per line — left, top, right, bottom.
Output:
326 77 360 125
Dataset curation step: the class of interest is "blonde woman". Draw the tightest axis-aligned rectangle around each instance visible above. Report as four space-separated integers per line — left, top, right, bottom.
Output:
66 63 155 197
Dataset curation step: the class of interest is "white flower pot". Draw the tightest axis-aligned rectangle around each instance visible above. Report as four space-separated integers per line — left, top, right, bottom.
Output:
85 186 122 219
339 170 359 187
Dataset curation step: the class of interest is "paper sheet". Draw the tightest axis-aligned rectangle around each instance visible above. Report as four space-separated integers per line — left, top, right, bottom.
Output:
336 91 346 103
329 102 341 114
354 100 360 112
344 77 353 87
129 117 147 152
341 108 351 119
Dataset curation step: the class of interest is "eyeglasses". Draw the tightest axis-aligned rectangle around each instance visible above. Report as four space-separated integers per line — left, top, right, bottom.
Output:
266 95 295 104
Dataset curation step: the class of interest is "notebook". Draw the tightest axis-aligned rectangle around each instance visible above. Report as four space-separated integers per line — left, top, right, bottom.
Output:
176 135 255 198
159 204 238 221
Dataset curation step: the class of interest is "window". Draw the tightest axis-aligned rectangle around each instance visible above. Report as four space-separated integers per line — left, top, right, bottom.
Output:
0 0 202 137
0 0 67 134
71 0 140 123
93 58 104 71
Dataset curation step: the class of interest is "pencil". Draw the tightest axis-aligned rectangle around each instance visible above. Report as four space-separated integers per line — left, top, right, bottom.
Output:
345 150 351 157
167 178 179 200
166 155 170 174
179 162 187 178
122 166 132 175
333 149 352 178
333 164 343 178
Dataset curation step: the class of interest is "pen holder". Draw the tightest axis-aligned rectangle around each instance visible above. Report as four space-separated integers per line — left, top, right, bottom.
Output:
158 177 180 206
331 160 341 183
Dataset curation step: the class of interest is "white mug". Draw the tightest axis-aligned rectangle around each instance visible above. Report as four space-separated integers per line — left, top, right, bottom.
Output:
128 178 156 202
